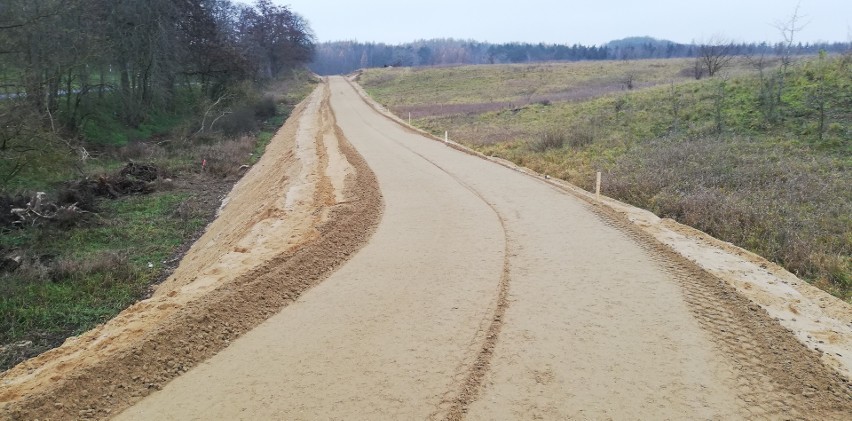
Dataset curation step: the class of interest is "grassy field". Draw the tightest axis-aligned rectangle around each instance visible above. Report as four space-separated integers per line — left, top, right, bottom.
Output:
0 73 317 370
361 56 851 301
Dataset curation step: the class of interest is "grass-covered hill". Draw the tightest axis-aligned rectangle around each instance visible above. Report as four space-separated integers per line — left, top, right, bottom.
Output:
360 54 851 301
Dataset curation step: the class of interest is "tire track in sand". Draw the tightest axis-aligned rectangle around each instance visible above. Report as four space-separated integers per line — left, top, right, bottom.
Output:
544 187 852 419
341 77 513 420
382 142 512 421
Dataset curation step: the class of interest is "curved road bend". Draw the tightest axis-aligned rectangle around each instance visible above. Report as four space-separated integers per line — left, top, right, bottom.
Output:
118 76 779 419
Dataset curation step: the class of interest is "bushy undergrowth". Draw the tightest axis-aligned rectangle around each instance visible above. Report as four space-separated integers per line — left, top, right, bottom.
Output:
531 128 566 152
364 56 851 300
605 136 850 295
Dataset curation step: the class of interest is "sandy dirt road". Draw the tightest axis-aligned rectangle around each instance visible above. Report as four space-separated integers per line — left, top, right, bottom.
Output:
4 77 847 419
111 76 851 420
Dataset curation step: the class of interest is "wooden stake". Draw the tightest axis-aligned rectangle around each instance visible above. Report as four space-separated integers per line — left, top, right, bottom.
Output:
595 172 602 199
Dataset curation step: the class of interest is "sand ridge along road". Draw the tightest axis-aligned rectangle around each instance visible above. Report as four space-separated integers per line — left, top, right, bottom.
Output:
111 76 852 419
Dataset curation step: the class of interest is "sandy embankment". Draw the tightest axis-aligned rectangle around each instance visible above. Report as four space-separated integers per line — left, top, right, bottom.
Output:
0 81 382 419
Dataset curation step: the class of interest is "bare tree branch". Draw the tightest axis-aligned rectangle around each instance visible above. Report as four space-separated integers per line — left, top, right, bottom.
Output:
195 94 230 136
697 36 735 77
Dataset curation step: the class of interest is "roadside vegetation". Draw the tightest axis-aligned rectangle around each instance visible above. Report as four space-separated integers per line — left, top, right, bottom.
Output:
361 53 851 301
0 73 316 371
0 0 317 370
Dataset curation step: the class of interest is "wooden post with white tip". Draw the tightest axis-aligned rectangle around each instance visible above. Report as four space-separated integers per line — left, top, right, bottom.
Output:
595 172 602 199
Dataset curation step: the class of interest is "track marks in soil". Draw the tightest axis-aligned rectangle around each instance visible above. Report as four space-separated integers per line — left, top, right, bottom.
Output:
441 240 510 421
588 205 852 419
384 140 513 421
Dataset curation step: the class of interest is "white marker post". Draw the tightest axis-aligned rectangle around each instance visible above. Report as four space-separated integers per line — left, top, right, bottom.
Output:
408 112 411 125
595 172 602 199
444 131 449 144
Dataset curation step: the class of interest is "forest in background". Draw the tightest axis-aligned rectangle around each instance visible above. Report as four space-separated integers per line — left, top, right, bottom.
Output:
1 0 314 189
311 36 850 75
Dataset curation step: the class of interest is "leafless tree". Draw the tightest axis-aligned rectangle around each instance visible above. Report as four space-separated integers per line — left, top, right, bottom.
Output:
775 4 807 75
621 70 637 90
712 74 730 134
696 36 735 77
772 4 807 116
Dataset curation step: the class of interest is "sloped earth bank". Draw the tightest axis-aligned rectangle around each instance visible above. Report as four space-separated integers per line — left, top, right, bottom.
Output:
0 82 383 419
111 77 850 420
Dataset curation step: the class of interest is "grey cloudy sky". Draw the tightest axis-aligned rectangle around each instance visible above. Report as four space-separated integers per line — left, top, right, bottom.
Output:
275 0 851 45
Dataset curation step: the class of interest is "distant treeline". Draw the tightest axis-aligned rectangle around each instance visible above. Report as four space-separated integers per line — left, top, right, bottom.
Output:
311 37 851 75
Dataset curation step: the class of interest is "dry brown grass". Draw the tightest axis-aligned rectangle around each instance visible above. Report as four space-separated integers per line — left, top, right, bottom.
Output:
194 135 255 179
603 136 850 295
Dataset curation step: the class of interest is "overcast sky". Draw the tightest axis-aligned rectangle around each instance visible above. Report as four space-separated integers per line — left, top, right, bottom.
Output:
275 0 851 45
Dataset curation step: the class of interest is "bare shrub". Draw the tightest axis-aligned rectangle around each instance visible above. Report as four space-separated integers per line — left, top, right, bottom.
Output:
566 122 596 148
678 66 698 79
530 128 566 152
11 256 52 283
527 121 598 153
197 135 255 179
172 198 209 221
215 107 258 136
253 96 278 120
51 252 136 285
621 71 636 90
114 142 168 162
697 37 735 77
604 135 851 296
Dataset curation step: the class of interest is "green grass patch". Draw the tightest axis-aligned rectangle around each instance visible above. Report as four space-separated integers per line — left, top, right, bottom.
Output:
79 95 194 146
0 192 206 344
